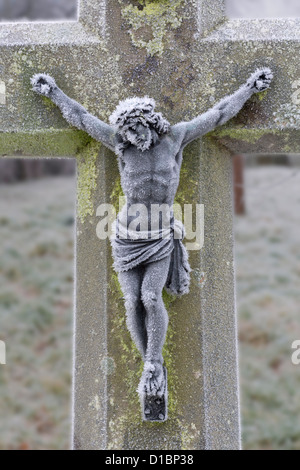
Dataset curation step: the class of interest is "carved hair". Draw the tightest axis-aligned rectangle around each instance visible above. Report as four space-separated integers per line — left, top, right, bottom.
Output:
109 97 170 158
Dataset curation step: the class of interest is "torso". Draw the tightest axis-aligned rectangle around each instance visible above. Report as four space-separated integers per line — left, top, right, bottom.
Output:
119 130 184 208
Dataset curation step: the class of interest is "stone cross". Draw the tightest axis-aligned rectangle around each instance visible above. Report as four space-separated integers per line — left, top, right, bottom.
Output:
0 0 299 450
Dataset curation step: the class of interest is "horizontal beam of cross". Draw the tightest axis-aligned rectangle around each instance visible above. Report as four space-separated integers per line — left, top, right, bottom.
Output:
0 5 299 154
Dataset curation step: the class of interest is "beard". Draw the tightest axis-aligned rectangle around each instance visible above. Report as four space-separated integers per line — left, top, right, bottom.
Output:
125 127 159 152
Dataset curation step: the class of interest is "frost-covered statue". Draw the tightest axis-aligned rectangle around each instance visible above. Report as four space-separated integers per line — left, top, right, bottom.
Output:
31 68 272 421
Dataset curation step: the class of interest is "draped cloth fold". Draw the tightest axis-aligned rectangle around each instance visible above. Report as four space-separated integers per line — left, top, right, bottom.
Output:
111 219 191 296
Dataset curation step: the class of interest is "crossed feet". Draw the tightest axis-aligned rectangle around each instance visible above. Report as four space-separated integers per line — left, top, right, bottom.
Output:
138 360 167 422
138 360 166 398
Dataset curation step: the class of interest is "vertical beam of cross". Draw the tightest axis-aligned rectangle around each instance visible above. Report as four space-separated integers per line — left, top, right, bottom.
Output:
1 0 300 450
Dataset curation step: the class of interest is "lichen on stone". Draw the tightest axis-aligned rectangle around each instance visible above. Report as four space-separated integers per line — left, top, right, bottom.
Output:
0 129 88 156
119 0 184 56
273 103 300 129
76 141 100 223
181 422 201 450
212 127 278 144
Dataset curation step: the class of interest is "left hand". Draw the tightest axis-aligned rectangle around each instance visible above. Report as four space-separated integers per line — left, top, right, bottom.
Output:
246 68 273 93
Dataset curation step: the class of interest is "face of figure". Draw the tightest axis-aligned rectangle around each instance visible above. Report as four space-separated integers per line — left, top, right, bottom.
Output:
124 123 153 151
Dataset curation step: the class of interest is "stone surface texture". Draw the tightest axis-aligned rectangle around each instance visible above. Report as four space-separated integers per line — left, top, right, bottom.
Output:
1 0 299 450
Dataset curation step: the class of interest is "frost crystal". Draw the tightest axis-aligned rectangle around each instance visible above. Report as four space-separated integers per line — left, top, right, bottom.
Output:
273 104 300 129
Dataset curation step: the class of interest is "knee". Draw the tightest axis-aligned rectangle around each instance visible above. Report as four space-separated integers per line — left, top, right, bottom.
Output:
124 293 140 313
141 290 158 310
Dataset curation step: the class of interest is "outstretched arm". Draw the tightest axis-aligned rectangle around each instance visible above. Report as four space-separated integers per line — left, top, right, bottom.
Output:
174 68 273 147
31 74 116 151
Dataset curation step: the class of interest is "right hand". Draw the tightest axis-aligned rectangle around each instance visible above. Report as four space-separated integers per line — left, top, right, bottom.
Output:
31 73 57 97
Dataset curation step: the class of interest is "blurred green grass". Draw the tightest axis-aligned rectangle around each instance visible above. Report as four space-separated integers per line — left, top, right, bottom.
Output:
0 176 75 450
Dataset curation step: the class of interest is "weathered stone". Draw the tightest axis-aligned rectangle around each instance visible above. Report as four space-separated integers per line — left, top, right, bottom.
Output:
72 135 240 450
1 0 299 450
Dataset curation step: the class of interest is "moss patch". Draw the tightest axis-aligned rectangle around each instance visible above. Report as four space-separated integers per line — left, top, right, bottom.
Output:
110 177 124 209
76 141 100 223
119 0 183 56
0 129 90 156
212 127 281 144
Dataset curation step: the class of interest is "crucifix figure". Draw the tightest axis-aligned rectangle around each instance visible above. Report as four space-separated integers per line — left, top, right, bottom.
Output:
31 67 272 421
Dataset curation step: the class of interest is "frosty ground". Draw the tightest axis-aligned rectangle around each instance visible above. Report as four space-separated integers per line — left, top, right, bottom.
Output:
0 164 300 450
0 175 75 450
235 162 300 450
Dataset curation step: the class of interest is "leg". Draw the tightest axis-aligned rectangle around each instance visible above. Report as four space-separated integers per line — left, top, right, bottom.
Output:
118 266 147 360
140 256 171 397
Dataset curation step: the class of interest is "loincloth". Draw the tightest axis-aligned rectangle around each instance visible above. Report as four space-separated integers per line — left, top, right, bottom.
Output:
110 218 191 296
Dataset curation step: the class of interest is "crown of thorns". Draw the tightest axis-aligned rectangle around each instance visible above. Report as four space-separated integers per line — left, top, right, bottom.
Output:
109 96 170 134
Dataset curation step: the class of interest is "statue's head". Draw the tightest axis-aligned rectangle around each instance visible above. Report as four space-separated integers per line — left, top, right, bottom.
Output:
109 97 170 152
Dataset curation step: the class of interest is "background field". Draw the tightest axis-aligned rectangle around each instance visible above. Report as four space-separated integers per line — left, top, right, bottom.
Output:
0 174 75 450
235 162 300 450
